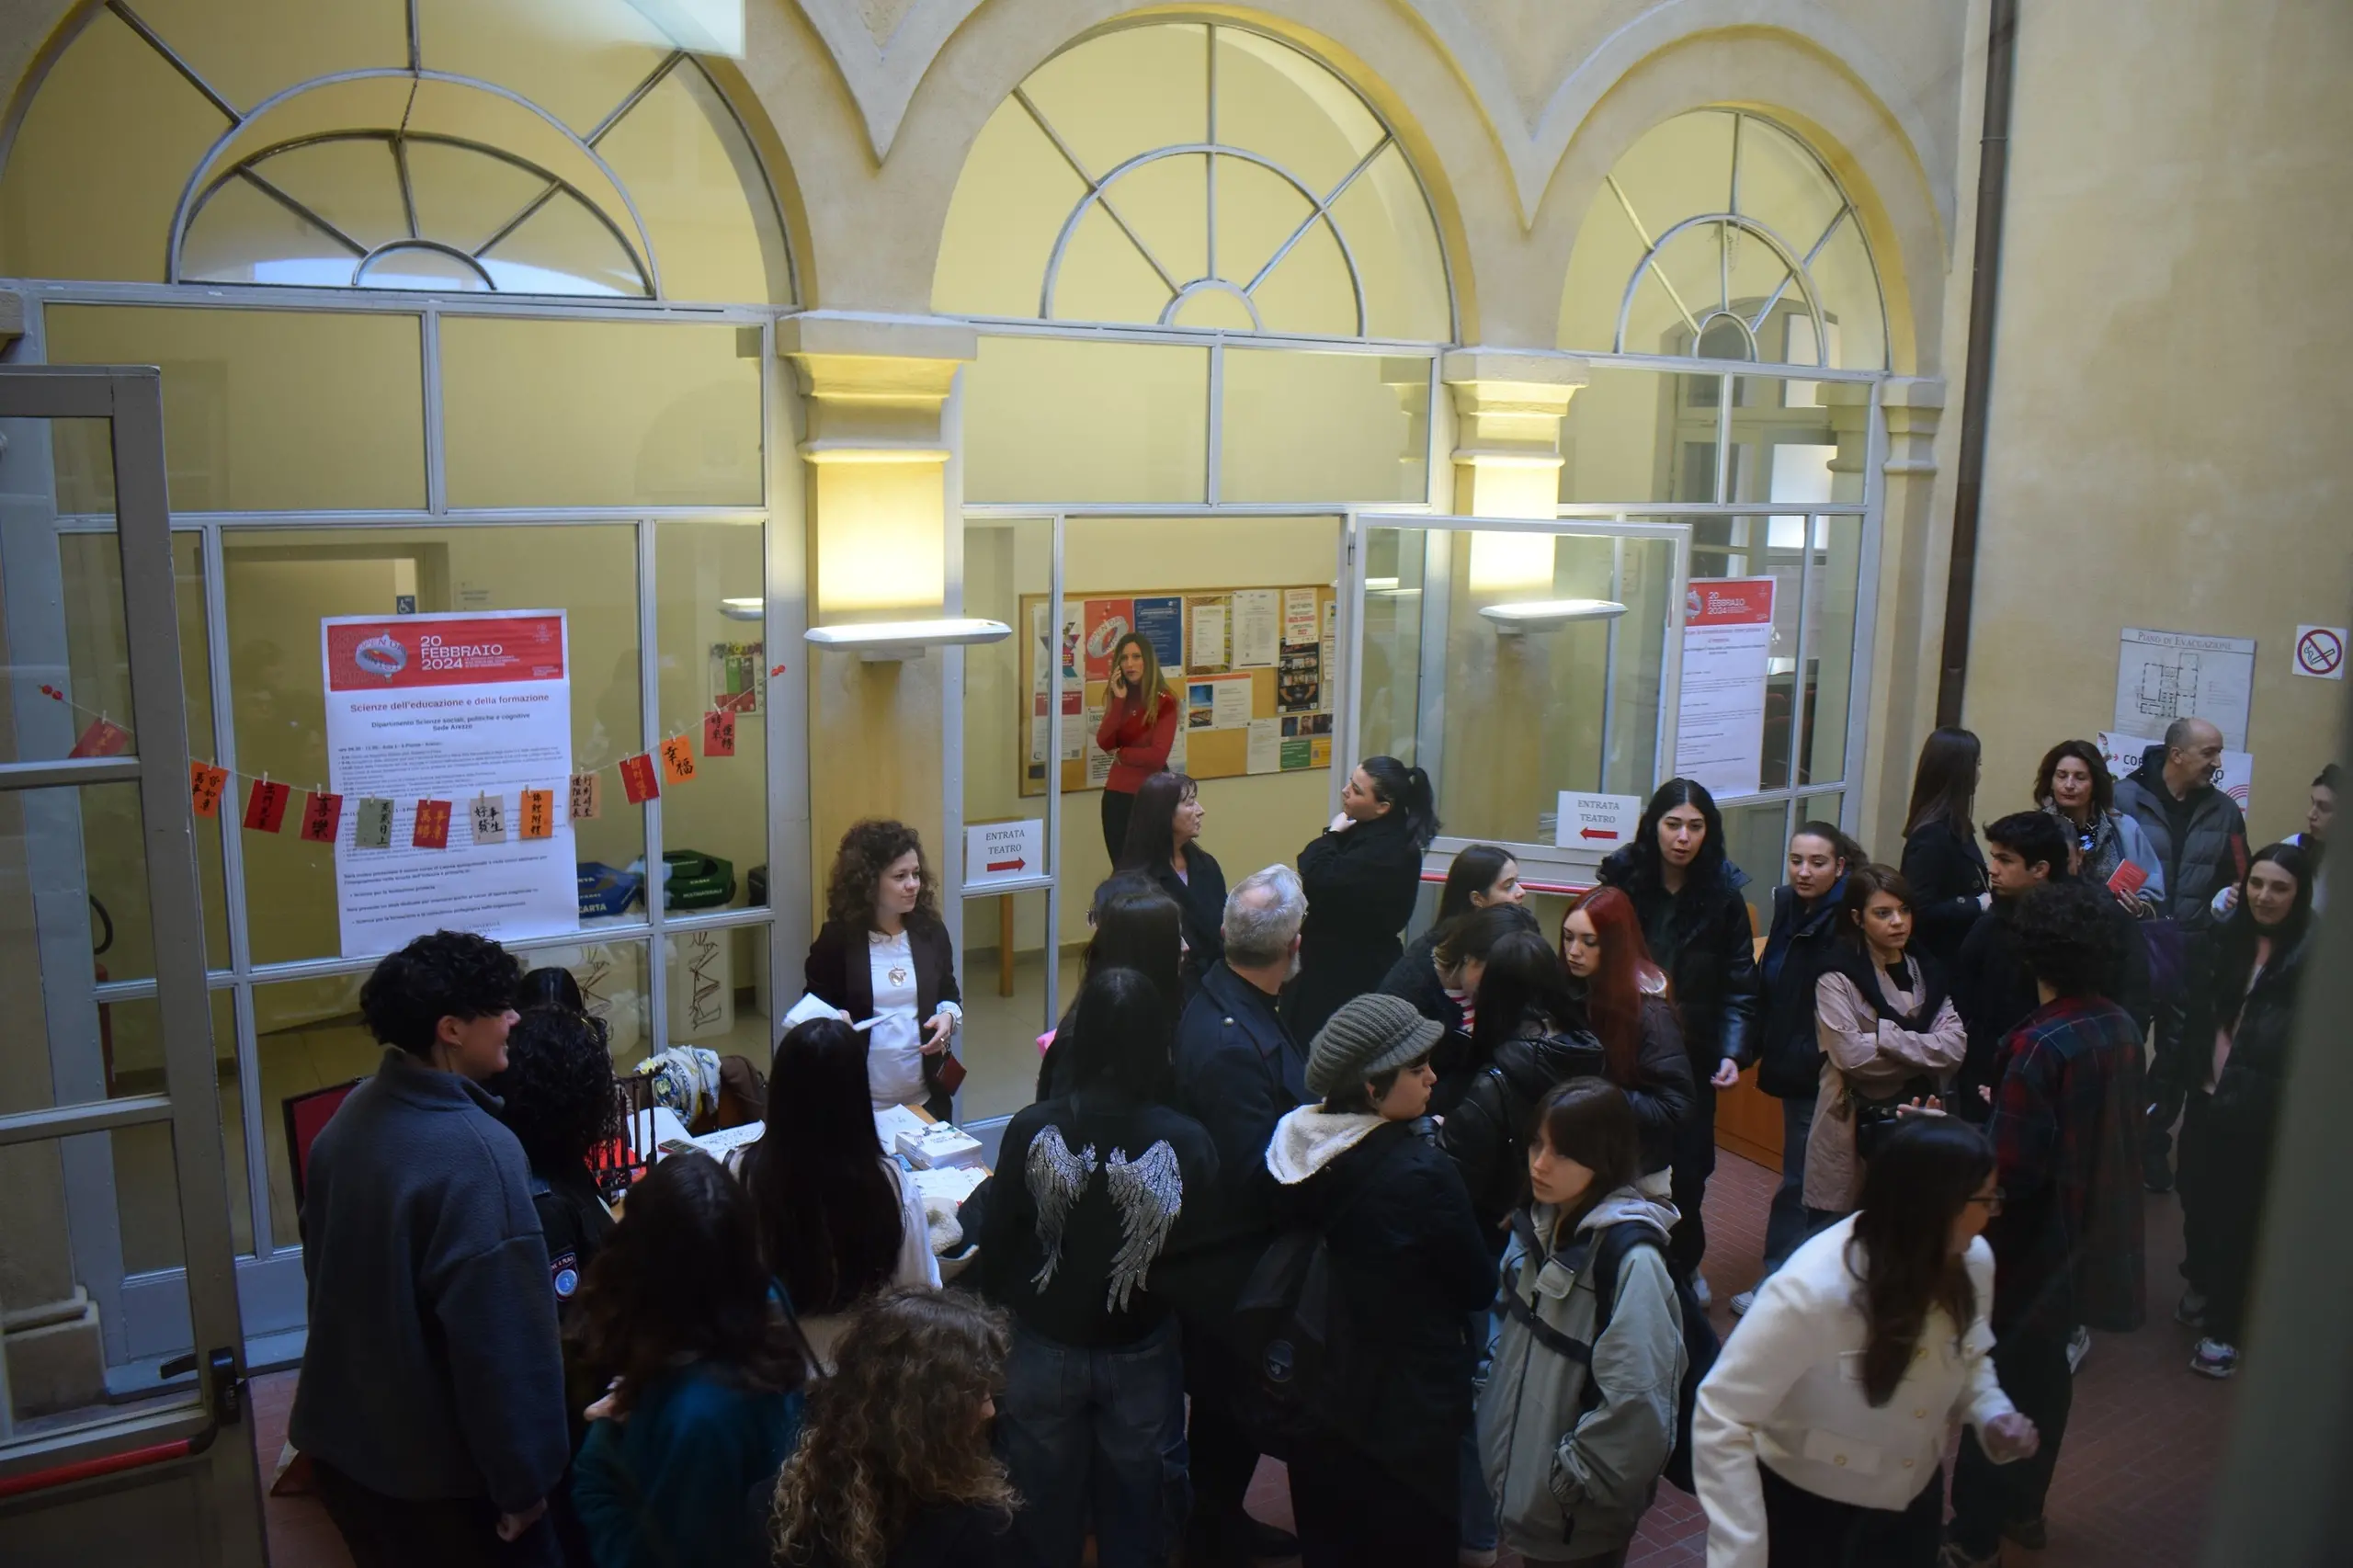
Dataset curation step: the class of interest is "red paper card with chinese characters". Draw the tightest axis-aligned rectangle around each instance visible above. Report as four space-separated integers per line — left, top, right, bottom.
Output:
619 754 660 804
189 763 229 819
244 779 290 832
703 708 736 757
300 790 344 844
69 717 131 758
413 800 453 849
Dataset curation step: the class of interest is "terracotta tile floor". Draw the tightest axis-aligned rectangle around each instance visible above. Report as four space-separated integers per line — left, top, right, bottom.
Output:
251 1150 2230 1567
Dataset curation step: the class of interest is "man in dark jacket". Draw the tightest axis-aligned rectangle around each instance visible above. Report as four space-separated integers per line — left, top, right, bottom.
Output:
1597 808 1760 1288
290 931 568 1568
1170 865 1308 1565
1946 881 2145 1567
2112 718 2249 1187
1953 812 2153 1116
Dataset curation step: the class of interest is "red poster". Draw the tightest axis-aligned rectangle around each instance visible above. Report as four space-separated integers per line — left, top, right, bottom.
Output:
413 800 453 849
69 717 131 758
702 708 736 757
189 762 229 819
324 613 566 692
243 778 290 832
1684 578 1776 628
1082 598 1136 685
619 754 660 804
299 790 344 844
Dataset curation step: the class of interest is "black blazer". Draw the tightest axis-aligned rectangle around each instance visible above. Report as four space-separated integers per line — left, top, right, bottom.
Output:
1900 818 1989 972
1143 844 1227 990
803 917 961 1025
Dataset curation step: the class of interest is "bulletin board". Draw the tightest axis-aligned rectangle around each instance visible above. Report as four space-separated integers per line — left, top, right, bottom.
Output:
1018 585 1337 796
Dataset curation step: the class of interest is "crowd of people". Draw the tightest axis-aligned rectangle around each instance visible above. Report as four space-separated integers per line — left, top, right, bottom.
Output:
287 719 2330 1568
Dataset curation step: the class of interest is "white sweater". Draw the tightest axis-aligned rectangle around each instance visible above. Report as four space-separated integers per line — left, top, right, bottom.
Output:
1693 1214 2015 1568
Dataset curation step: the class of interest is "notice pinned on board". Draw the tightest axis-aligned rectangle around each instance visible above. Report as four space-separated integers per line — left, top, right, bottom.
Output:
1232 589 1279 667
1246 717 1282 774
1675 578 1775 801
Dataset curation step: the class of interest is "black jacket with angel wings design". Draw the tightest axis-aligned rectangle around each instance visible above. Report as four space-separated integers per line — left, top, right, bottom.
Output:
979 1088 1220 1346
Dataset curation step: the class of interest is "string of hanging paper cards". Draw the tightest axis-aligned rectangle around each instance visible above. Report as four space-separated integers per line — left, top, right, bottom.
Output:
32 663 786 849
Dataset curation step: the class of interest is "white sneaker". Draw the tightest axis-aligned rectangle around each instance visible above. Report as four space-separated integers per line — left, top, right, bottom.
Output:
2066 1324 2091 1374
1730 1290 1756 1316
2190 1337 2239 1379
1690 1275 1712 1308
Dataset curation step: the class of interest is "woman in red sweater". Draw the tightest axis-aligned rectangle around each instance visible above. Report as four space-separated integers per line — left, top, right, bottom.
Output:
1095 631 1178 859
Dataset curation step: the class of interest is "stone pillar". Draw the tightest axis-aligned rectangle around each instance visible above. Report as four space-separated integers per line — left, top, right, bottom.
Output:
1845 375 1947 851
779 312 975 896
1436 349 1590 839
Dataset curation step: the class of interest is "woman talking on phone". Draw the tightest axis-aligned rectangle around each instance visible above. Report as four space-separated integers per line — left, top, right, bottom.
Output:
1286 756 1440 1047
1096 631 1179 861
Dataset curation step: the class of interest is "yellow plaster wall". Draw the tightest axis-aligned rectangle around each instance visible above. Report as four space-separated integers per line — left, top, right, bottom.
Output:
1961 0 2353 846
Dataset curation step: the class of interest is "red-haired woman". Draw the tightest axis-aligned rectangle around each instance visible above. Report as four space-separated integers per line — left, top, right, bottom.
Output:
1095 631 1179 861
1559 886 1699 1182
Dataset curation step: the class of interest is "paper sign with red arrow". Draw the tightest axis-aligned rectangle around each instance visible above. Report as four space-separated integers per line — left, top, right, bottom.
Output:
966 818 1045 890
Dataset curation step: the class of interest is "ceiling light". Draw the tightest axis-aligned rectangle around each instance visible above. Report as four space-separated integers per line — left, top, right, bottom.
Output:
1478 598 1629 635
719 597 764 621
804 618 1013 662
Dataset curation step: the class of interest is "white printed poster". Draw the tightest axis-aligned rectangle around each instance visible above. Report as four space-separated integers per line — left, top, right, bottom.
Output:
1232 589 1280 667
1246 716 1282 774
1675 578 1775 801
2115 627 2255 751
1281 587 1319 647
323 609 580 957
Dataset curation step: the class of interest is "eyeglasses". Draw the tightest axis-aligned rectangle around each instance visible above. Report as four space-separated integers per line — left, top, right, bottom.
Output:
1966 1187 2006 1213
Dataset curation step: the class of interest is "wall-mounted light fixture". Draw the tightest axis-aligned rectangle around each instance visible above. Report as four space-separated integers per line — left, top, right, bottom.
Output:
718 597 765 621
1478 598 1629 635
804 618 1012 662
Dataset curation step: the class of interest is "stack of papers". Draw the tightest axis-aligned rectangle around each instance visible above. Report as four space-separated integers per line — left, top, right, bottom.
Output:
895 1122 985 1170
874 1104 929 1146
908 1165 988 1207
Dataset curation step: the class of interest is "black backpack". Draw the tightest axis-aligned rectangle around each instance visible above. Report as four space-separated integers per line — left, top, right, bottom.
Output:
1225 1125 1407 1459
1502 1216 1719 1494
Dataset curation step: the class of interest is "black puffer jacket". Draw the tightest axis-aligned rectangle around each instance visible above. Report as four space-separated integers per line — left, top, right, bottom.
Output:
1596 848 1760 1074
2115 745 2249 935
2181 917 2310 1129
1264 1112 1494 1504
1438 1018 1607 1236
1756 881 1847 1098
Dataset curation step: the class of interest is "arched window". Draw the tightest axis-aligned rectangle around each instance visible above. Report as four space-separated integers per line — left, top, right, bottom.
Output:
0 0 791 302
937 20 1451 342
1560 109 1883 370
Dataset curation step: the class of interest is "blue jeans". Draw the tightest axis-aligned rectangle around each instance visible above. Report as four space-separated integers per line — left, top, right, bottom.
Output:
1760 1095 1835 1276
997 1314 1189 1568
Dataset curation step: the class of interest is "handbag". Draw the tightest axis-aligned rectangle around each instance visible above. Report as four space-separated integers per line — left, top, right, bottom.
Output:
1848 1074 1938 1163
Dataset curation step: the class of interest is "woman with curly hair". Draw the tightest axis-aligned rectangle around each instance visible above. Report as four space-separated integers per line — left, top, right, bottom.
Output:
770 1288 1018 1568
804 820 963 1116
571 1150 811 1568
492 1005 623 1331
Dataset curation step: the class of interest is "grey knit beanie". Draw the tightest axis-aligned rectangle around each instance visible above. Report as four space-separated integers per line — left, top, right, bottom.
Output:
1306 994 1444 1099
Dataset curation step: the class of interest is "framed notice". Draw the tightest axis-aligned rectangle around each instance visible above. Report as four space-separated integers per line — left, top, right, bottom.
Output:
1018 579 1336 795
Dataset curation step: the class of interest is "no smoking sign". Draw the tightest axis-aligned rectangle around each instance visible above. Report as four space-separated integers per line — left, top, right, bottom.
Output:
2293 625 2346 681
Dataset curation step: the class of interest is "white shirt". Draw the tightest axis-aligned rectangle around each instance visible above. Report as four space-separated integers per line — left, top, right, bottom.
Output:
866 928 925 1108
1693 1214 2015 1568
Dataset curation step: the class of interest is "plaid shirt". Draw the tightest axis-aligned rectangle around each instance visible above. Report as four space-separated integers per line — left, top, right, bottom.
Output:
1984 995 2147 1336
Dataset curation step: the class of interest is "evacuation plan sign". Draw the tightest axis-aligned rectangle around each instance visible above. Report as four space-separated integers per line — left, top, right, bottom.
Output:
966 818 1045 891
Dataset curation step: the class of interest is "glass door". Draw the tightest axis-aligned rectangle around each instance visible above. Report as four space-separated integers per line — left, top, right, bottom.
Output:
1343 512 1690 898
0 369 264 1561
